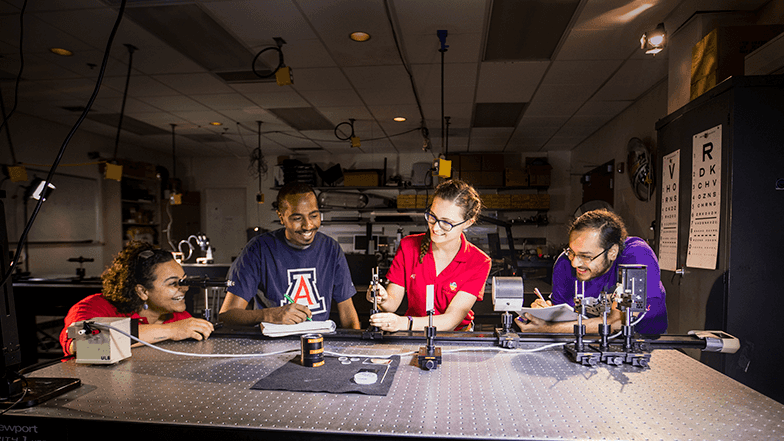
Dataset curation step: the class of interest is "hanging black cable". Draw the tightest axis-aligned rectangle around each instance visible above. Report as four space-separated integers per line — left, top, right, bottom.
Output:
438 30 448 155
383 0 430 142
445 116 451 157
0 87 16 165
170 124 176 180
0 0 28 136
251 37 287 79
0 0 128 288
113 43 138 160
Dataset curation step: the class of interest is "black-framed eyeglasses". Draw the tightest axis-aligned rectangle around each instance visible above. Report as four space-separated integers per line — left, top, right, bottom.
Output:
424 210 468 232
564 247 609 264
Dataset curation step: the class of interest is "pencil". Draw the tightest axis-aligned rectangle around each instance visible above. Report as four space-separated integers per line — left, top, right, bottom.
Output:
534 288 547 303
283 293 312 321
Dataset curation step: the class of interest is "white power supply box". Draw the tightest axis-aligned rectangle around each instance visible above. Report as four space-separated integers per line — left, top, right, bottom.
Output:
67 317 132 364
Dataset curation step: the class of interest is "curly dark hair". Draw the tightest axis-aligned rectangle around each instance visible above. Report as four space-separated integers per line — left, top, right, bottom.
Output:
101 241 174 314
568 208 628 253
419 179 483 263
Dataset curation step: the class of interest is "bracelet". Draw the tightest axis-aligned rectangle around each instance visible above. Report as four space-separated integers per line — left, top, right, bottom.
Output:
407 316 413 331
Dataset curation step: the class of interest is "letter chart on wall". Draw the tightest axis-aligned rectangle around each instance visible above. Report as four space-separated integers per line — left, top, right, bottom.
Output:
687 125 722 270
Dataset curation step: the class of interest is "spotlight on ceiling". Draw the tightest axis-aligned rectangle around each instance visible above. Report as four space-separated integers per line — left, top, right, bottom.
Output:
209 122 222 126
393 117 406 122
50 47 73 56
350 31 371 42
640 23 666 55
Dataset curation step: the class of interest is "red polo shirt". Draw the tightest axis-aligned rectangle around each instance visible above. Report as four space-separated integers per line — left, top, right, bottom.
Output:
386 233 491 329
59 293 192 356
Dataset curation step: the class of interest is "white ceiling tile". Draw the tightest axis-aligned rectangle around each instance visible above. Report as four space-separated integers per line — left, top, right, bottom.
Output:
318 106 374 125
245 90 310 108
136 95 211 112
152 73 236 95
191 93 257 110
592 58 668 101
204 0 318 46
291 68 353 91
475 62 549 103
543 60 623 86
102 75 179 97
555 28 636 61
533 83 599 106
524 99 583 118
574 99 633 117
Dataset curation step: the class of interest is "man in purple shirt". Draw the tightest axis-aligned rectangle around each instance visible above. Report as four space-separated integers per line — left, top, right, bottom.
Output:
516 209 667 335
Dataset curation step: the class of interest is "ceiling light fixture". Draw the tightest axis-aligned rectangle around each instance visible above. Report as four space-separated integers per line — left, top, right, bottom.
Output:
349 32 371 42
210 121 222 126
640 23 666 55
393 117 406 122
49 48 73 56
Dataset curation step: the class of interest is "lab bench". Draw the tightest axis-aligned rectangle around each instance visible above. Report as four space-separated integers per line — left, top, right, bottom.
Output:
4 329 783 440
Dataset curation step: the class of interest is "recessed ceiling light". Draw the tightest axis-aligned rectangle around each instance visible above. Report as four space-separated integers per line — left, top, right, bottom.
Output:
393 117 406 122
349 32 371 42
50 47 73 56
209 121 223 126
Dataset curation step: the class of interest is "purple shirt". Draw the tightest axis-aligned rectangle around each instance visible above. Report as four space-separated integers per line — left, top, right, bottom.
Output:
551 237 667 334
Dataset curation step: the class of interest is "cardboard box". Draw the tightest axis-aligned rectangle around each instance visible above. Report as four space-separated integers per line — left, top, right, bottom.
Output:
482 154 505 171
343 170 380 187
528 174 551 187
505 168 529 187
396 195 417 209
510 194 550 210
481 194 510 209
691 25 784 100
460 154 483 171
459 171 483 186
525 157 552 187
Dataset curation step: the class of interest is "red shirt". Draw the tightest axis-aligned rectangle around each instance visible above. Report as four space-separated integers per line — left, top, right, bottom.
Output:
386 233 491 329
59 293 192 356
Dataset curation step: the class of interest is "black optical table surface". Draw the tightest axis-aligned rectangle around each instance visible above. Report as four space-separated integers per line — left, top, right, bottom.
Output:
5 329 783 441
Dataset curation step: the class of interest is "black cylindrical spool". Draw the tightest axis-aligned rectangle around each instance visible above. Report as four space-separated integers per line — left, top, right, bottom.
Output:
300 333 324 367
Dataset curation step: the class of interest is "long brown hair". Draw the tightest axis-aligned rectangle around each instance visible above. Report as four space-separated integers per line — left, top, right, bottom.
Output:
419 179 483 263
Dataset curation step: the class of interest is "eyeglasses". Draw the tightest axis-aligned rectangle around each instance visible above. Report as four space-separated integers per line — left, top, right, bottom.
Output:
424 210 468 232
563 247 609 264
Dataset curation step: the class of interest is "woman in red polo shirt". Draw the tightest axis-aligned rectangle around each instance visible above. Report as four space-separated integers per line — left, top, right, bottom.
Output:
368 180 491 331
59 241 214 356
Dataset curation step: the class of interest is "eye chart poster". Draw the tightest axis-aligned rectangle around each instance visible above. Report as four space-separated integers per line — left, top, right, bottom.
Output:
687 125 722 270
658 150 680 271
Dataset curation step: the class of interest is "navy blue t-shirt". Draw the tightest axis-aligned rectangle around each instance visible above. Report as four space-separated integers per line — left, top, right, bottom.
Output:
226 229 355 321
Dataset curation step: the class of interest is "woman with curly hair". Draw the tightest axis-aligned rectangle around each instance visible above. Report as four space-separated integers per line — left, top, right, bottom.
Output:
59 241 214 356
367 179 491 332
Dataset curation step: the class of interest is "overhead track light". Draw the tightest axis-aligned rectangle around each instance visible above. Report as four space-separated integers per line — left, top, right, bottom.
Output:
640 23 666 55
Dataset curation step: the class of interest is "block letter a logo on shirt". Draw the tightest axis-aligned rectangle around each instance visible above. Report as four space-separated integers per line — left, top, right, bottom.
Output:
283 268 326 315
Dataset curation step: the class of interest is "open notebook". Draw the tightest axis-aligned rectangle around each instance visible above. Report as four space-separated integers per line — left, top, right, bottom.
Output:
260 320 337 337
519 304 584 322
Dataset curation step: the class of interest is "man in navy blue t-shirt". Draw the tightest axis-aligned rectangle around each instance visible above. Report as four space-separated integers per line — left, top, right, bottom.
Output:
515 209 667 335
219 182 360 329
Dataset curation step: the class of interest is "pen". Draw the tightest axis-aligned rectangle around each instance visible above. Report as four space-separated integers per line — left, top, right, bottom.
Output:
534 288 547 304
283 293 312 321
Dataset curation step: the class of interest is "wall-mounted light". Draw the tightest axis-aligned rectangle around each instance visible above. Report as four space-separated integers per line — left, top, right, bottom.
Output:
640 23 666 55
350 32 371 42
